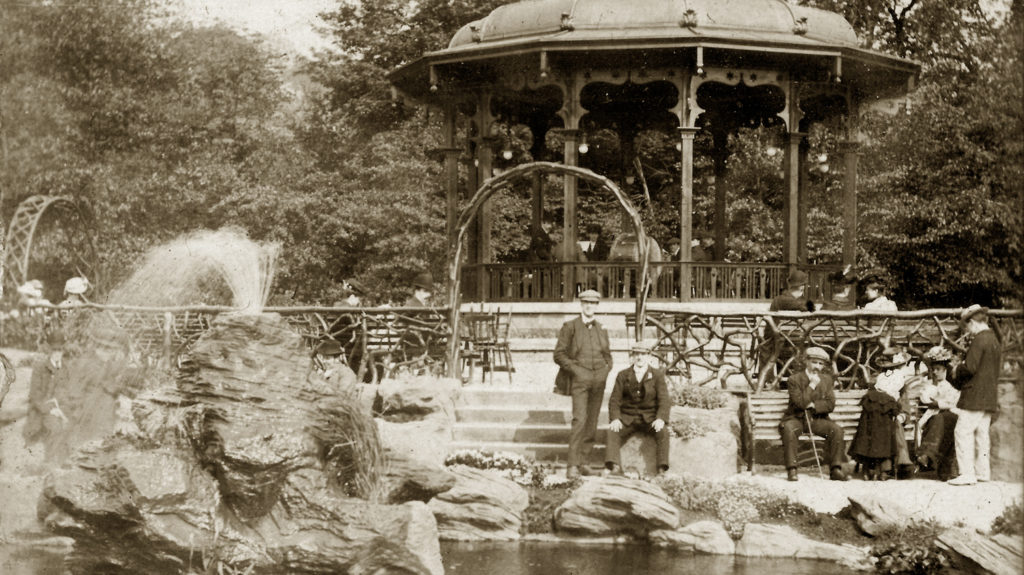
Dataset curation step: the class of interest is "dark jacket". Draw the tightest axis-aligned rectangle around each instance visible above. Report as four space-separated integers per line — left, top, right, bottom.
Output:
952 328 1001 412
782 371 836 422
849 388 901 460
609 367 671 426
770 292 814 312
553 317 612 392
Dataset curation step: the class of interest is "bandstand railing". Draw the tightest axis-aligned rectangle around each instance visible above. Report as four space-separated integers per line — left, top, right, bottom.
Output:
633 308 1023 391
461 262 838 302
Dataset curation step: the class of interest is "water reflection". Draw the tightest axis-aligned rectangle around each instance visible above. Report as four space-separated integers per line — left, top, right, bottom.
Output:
442 541 860 575
0 546 65 575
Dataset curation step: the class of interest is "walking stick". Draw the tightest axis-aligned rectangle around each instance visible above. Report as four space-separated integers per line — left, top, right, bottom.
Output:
804 410 825 479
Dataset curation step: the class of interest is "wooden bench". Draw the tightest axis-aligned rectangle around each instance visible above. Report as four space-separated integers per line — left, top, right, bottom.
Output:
744 390 919 469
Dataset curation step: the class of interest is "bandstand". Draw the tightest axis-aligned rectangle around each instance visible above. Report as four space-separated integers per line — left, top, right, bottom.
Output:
389 0 920 304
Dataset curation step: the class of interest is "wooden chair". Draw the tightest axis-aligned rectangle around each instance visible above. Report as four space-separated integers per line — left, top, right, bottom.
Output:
487 309 514 385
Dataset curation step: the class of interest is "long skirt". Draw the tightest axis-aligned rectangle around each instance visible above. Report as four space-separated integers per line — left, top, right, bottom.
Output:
919 410 959 479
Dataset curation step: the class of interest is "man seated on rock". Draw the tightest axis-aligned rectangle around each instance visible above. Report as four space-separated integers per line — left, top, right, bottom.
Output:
604 341 672 476
780 346 848 481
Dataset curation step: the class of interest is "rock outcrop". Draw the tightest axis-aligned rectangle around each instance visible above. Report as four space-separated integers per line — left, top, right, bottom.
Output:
991 380 1023 482
937 527 1024 575
649 520 735 554
554 476 680 536
619 404 739 478
848 493 908 536
41 314 443 574
428 465 529 541
735 523 870 566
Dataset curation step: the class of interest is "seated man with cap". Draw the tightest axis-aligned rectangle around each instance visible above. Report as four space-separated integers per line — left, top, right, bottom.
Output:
340 278 368 307
554 289 612 480
605 341 672 476
779 346 848 481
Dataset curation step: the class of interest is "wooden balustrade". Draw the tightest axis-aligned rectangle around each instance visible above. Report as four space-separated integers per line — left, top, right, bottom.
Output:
462 262 837 302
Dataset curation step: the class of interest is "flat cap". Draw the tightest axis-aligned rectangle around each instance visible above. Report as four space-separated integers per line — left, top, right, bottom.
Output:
578 289 601 303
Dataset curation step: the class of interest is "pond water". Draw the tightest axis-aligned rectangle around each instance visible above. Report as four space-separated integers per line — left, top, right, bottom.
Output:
1 542 862 574
441 541 862 575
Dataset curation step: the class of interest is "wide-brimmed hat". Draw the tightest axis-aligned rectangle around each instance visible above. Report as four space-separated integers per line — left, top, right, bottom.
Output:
630 341 655 354
876 348 910 369
578 289 601 303
960 304 989 323
412 272 434 291
64 276 89 295
805 347 829 362
923 345 953 365
829 265 858 285
786 269 808 289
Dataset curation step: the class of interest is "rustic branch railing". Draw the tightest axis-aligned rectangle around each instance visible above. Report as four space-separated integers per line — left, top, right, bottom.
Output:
0 305 452 382
462 262 839 302
637 308 1023 391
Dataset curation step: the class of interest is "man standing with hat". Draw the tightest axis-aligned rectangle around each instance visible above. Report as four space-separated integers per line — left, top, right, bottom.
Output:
554 289 612 479
604 341 672 476
947 304 1001 485
779 346 848 481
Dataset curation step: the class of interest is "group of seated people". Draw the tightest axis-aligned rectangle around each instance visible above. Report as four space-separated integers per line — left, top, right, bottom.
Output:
782 344 964 482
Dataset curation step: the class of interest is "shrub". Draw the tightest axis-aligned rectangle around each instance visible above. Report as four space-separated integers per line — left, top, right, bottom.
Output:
656 474 814 537
870 521 950 575
444 449 559 488
671 384 732 410
991 501 1023 536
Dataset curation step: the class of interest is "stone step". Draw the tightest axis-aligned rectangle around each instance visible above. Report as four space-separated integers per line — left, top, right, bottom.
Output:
454 421 609 444
448 440 605 465
459 388 612 408
455 406 610 425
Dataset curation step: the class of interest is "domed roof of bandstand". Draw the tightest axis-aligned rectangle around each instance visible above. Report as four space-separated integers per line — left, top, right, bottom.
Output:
390 0 919 102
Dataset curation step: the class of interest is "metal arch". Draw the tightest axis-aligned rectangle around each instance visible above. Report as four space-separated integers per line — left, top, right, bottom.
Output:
3 195 99 296
446 161 652 375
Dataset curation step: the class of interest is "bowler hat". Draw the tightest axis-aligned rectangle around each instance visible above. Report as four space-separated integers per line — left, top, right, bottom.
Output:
345 278 367 295
578 289 601 303
315 339 343 357
412 272 434 291
805 347 829 362
786 269 808 289
960 304 989 323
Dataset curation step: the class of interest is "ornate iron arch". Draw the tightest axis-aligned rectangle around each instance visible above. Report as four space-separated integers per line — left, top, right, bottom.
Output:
4 195 99 297
446 161 652 375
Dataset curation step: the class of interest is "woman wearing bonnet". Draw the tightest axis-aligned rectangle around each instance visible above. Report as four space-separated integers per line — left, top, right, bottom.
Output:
915 345 960 480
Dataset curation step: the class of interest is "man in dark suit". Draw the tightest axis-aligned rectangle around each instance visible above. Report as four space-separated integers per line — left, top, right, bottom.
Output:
948 304 1002 485
554 289 612 479
604 341 672 476
779 346 848 481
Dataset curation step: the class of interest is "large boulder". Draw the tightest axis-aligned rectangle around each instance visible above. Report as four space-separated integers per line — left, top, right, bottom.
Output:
42 314 444 575
649 520 735 554
619 405 739 478
735 523 870 566
384 452 457 504
428 465 529 541
936 527 1024 575
378 417 453 469
377 375 461 422
554 476 680 536
847 493 908 536
990 380 1023 482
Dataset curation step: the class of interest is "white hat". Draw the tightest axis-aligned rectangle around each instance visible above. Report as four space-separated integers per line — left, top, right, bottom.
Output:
65 276 89 295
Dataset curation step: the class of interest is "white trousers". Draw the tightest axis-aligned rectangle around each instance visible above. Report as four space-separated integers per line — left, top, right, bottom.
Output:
953 409 991 481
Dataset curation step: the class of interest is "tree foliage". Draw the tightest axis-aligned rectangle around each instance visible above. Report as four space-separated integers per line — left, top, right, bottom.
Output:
0 0 1019 309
